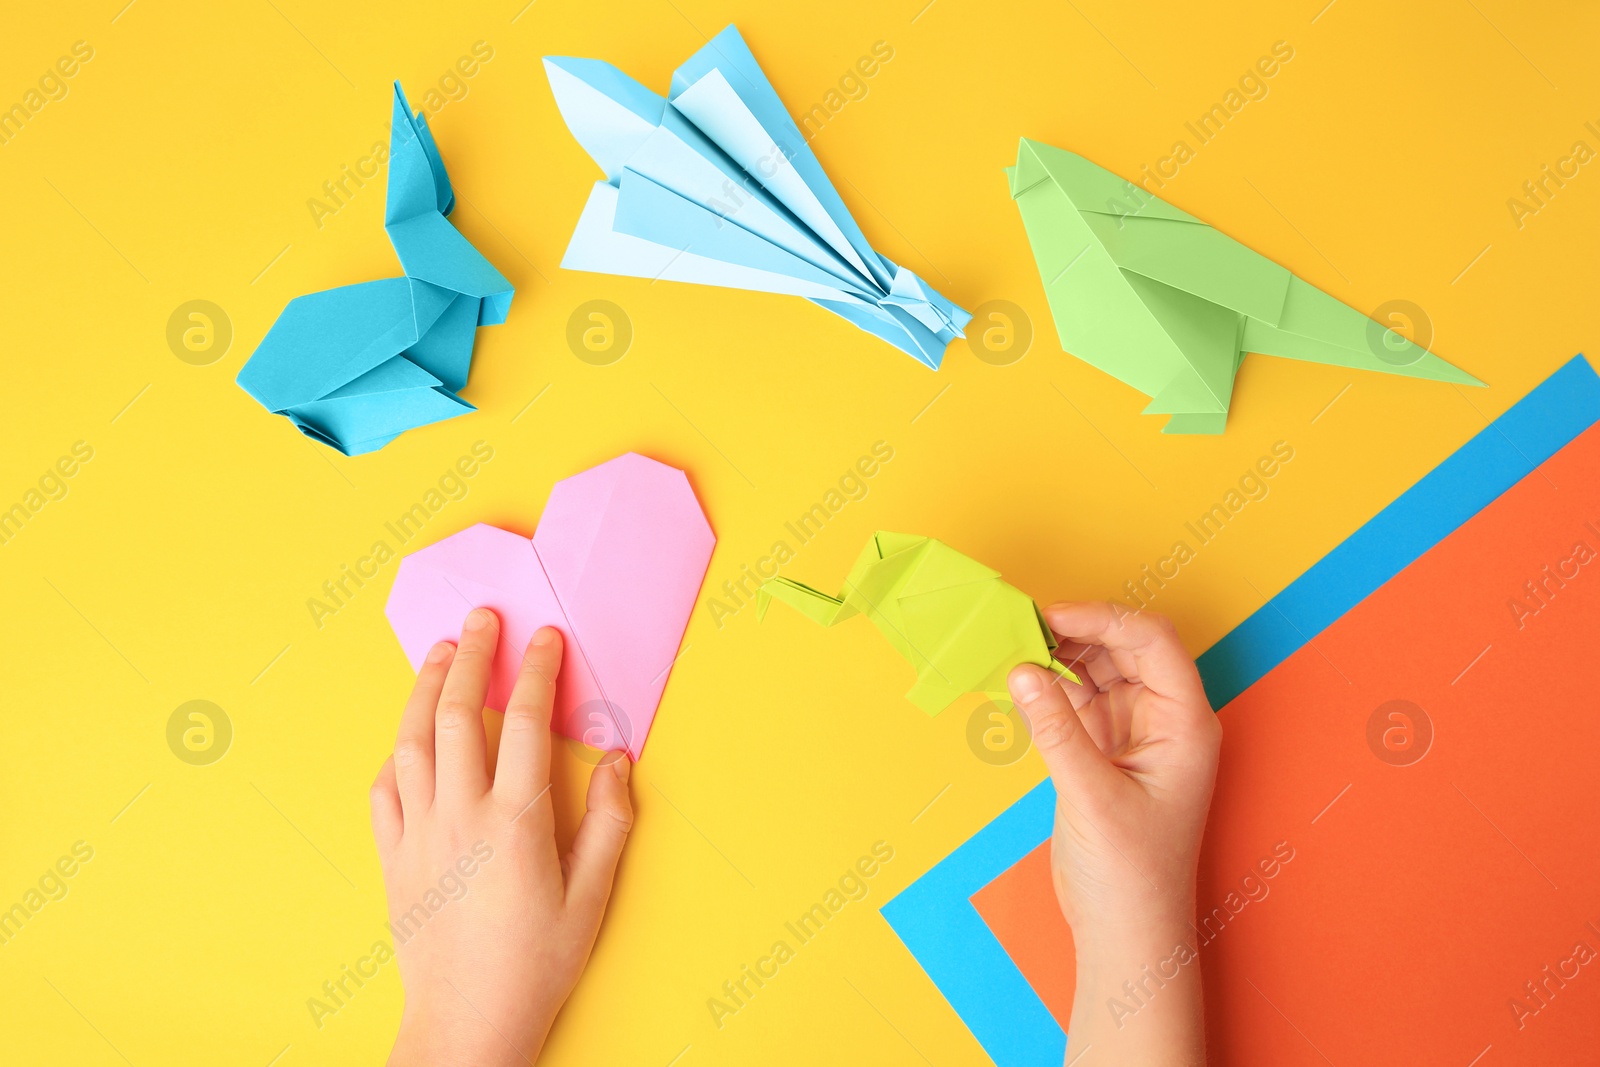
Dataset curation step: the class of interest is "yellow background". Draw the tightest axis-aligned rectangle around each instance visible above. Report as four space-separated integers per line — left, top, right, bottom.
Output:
2 0 1596 1063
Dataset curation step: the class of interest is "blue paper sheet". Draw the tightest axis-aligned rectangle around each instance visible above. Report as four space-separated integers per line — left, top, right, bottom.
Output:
237 83 513 455
543 26 970 368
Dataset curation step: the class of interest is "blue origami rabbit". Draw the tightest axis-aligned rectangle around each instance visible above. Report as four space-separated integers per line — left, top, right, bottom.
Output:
238 83 513 455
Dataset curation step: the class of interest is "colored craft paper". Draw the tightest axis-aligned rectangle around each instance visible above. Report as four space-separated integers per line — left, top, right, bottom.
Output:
1196 353 1600 708
237 83 513 455
880 778 1066 1067
969 842 1076 1032
1007 138 1482 433
757 532 1077 715
883 355 1600 1067
384 453 713 759
1194 388 1600 1065
543 26 971 368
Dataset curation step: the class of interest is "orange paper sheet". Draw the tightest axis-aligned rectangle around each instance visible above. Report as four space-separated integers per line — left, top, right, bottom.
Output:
969 420 1600 1064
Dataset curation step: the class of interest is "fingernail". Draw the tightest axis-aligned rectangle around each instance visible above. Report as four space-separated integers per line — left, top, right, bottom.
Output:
1008 667 1045 704
531 626 557 646
426 641 454 664
611 754 631 782
464 608 492 631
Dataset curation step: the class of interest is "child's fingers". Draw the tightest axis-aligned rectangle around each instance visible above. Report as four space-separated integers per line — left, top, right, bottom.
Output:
1008 663 1121 808
395 640 454 816
494 627 562 813
1074 692 1120 755
1055 639 1125 693
1043 602 1209 711
434 608 498 806
369 756 402 853
1048 654 1098 711
564 753 633 921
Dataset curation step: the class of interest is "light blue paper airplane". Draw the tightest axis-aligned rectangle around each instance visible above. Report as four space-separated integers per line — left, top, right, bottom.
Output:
237 83 513 455
543 26 970 368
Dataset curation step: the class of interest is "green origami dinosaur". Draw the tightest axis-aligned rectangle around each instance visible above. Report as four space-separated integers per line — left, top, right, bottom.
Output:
756 532 1079 715
1007 138 1483 433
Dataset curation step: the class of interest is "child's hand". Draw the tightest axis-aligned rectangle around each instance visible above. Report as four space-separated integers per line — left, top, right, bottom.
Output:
1008 602 1221 1066
370 609 633 1067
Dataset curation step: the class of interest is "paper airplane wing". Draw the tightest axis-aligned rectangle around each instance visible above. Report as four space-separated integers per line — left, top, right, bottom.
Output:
667 29 891 293
541 56 668 181
545 27 970 367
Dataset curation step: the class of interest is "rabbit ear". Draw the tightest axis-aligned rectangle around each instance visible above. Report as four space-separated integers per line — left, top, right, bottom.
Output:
386 82 453 224
380 83 512 321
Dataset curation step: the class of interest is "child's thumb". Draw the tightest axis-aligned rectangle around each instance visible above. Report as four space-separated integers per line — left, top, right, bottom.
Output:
1008 664 1119 805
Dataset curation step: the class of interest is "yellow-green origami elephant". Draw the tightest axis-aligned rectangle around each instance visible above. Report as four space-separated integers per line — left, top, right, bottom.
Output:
757 531 1079 715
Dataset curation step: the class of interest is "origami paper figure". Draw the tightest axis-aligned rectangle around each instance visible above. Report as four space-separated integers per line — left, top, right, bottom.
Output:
543 26 971 368
1007 138 1482 433
758 532 1079 716
385 453 713 760
237 83 513 455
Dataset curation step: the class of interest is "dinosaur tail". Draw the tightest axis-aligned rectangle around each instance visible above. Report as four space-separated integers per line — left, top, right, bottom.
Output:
1242 276 1482 385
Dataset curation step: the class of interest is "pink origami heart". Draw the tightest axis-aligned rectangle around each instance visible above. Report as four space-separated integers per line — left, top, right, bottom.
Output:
384 453 714 759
